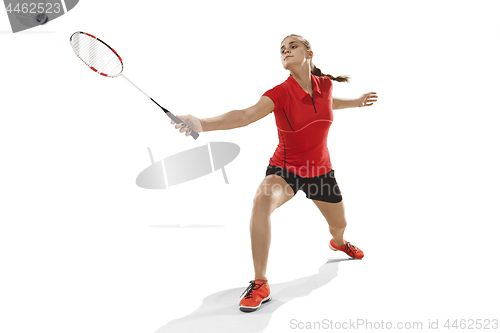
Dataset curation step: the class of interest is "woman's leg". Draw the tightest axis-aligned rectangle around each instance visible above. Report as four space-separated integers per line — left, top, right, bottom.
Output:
250 175 295 279
312 199 364 259
312 199 347 246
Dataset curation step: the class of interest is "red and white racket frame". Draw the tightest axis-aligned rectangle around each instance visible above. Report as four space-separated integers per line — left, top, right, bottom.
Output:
69 31 124 78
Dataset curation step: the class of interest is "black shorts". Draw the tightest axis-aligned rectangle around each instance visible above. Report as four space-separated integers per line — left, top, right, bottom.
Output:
265 164 343 203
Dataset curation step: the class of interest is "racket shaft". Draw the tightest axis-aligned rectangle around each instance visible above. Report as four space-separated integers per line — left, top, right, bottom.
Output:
121 74 199 139
122 74 151 99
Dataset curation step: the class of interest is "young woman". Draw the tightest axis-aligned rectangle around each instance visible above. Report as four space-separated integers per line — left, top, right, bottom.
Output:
171 34 378 312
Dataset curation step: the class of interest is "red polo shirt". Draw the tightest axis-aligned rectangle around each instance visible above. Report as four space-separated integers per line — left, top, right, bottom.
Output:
263 74 334 178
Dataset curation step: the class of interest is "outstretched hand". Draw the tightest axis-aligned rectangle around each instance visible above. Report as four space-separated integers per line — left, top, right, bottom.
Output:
170 114 203 136
358 92 378 107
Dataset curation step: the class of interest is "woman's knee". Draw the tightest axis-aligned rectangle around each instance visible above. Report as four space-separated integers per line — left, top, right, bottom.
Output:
253 177 291 212
329 219 347 230
253 189 278 212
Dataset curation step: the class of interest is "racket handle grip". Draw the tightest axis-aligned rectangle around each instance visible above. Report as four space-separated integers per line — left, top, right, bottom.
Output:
150 98 199 139
167 112 199 140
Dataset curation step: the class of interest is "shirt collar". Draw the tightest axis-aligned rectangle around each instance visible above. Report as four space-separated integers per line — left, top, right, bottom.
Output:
286 74 323 100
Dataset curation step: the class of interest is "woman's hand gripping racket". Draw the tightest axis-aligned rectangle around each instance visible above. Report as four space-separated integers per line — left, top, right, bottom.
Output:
69 31 199 140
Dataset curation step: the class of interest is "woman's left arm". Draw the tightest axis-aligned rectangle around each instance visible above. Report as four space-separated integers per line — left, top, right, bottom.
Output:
332 92 378 109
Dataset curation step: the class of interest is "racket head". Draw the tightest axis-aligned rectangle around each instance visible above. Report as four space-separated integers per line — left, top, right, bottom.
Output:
70 31 124 78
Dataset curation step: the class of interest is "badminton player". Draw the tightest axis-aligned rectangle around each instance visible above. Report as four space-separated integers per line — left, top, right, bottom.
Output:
171 34 378 312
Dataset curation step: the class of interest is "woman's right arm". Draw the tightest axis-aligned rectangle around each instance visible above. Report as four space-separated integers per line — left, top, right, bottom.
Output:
171 96 274 136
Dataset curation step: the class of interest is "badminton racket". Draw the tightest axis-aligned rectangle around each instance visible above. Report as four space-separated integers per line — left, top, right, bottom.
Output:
69 31 199 140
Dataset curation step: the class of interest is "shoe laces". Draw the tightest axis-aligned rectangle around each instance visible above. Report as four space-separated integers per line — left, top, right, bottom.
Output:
343 242 358 257
240 280 265 299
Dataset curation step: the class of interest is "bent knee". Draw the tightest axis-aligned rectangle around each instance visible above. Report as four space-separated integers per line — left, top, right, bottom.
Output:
253 187 286 211
253 191 277 210
329 219 347 230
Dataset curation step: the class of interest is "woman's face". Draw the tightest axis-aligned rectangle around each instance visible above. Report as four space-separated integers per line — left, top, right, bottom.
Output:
280 36 312 70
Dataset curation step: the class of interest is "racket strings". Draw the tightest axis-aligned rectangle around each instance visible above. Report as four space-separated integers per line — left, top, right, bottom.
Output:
71 33 123 77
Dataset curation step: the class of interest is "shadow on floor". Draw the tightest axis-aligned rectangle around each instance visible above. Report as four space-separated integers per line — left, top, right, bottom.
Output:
149 224 225 228
155 258 351 333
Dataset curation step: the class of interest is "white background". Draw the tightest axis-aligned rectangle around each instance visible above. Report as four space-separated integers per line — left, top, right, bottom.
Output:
1 1 499 332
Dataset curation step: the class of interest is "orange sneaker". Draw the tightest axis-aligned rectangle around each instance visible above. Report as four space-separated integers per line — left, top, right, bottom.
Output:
329 239 364 259
239 279 272 312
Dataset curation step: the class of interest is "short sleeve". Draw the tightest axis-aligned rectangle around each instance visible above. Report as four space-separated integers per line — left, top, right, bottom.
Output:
263 85 285 113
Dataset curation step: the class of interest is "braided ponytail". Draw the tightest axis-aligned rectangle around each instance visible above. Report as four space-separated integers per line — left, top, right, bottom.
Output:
283 34 350 83
311 64 350 83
